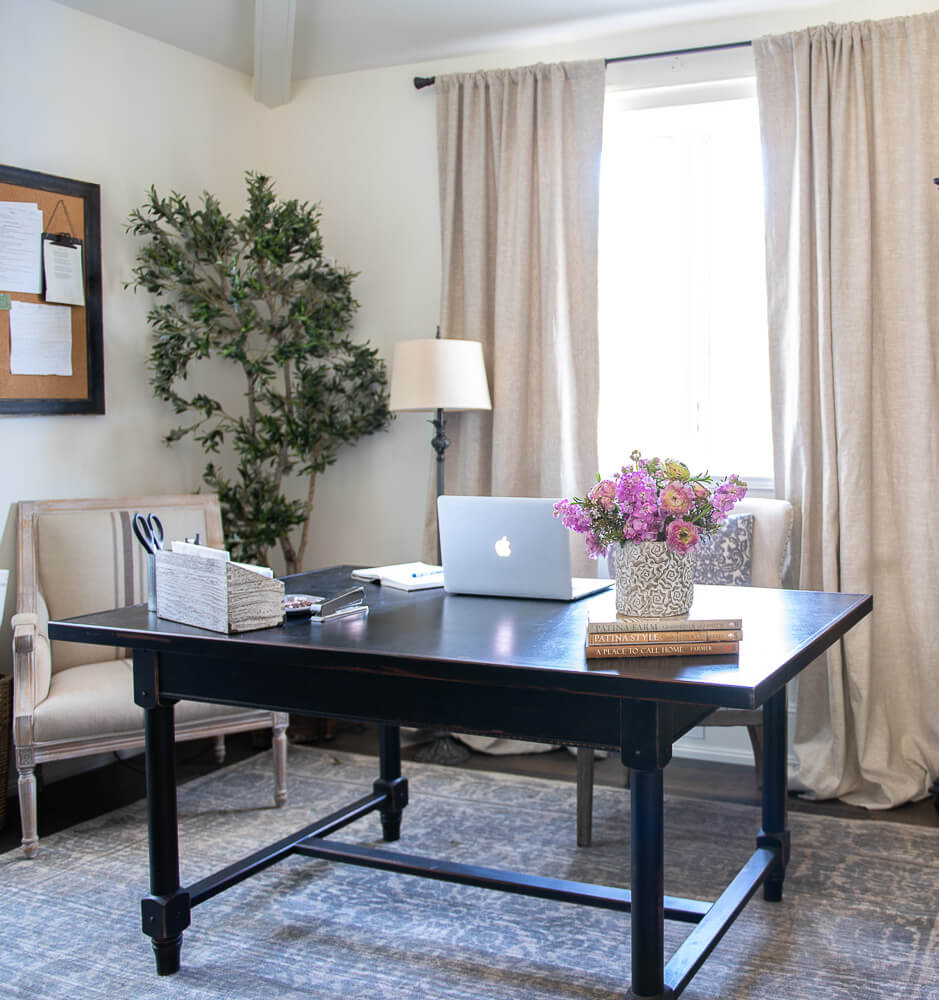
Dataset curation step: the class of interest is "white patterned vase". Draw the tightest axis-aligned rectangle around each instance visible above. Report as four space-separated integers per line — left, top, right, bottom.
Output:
612 541 696 617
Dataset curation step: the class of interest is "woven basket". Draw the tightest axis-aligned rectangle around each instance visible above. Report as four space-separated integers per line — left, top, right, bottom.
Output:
0 673 10 830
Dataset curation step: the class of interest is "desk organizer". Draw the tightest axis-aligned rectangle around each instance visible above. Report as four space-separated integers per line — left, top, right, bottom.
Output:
154 550 285 633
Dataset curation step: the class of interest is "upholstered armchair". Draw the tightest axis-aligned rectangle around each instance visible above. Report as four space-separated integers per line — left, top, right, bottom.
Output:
575 496 794 846
12 494 289 858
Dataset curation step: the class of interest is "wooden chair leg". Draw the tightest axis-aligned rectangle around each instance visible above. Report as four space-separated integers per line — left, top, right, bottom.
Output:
746 724 763 787
576 746 594 847
272 713 289 806
213 734 226 763
17 758 39 859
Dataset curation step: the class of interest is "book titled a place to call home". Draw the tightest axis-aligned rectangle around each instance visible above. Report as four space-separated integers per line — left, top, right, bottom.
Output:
584 640 740 659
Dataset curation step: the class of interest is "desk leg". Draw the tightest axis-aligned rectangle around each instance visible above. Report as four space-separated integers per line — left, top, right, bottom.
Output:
140 700 190 975
374 724 408 842
758 688 790 903
629 767 667 999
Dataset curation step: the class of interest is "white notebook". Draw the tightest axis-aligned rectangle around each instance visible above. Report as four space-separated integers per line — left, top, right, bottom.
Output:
350 561 444 591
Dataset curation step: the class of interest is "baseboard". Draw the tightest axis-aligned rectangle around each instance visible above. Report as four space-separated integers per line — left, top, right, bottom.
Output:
671 741 799 769
671 742 757 767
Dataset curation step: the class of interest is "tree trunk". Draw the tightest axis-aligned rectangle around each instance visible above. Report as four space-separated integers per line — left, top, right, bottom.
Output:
294 469 318 573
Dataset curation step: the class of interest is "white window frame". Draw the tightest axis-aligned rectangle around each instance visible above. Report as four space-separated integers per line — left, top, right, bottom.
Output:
599 73 775 497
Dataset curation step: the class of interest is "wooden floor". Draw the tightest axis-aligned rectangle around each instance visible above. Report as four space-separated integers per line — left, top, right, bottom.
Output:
2 723 936 855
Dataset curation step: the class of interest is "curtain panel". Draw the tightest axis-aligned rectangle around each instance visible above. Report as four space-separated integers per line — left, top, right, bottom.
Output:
430 59 604 756
754 14 939 807
431 60 606 576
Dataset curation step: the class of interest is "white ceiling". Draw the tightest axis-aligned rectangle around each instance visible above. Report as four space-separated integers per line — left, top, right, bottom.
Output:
51 0 802 103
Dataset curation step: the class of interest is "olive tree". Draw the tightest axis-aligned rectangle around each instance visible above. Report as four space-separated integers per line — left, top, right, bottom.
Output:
127 172 391 573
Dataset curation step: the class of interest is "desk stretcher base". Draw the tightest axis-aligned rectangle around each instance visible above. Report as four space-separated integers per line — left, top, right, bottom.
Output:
143 776 780 999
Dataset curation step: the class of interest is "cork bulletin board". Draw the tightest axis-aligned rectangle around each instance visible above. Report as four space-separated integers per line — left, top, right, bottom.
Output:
0 164 104 414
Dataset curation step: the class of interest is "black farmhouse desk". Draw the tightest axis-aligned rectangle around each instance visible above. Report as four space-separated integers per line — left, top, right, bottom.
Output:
49 567 872 1000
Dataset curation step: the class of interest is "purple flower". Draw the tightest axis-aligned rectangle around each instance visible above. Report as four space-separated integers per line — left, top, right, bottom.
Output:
710 475 748 519
666 519 699 554
553 499 592 534
614 467 662 542
585 532 607 559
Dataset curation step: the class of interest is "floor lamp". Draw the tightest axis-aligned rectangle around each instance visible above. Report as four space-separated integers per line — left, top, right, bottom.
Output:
389 331 492 764
388 331 492 561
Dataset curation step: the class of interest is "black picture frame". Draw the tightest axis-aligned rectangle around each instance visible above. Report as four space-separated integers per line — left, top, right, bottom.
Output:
0 164 104 415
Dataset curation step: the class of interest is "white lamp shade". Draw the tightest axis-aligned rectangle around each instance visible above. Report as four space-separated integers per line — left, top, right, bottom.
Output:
389 338 492 412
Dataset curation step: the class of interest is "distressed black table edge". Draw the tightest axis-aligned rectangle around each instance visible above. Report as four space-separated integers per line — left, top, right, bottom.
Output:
48 568 873 1000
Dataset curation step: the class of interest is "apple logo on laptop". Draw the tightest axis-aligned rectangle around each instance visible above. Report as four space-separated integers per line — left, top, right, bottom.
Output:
494 535 512 558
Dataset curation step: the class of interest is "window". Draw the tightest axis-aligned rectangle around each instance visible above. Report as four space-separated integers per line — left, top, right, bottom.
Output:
597 81 773 488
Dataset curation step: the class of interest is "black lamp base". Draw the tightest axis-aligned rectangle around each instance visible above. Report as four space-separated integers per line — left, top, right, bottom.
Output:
413 732 471 765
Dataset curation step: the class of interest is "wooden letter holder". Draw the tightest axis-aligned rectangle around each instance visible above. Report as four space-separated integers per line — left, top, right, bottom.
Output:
154 550 285 633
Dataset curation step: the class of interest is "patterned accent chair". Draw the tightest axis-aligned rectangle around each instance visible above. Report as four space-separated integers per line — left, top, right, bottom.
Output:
11 494 289 858
575 496 794 846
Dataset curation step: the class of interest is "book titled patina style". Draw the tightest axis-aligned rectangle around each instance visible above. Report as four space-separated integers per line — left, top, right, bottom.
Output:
587 628 742 644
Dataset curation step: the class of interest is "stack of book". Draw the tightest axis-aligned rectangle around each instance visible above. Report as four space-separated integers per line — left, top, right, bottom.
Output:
585 609 742 659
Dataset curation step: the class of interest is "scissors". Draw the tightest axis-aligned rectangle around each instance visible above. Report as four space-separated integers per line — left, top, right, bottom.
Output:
132 512 165 555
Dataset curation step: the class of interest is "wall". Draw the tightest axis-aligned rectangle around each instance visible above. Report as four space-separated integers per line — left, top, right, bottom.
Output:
0 0 932 718
0 0 278 669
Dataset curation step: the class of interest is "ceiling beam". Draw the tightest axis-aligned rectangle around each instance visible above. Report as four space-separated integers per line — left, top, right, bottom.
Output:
253 0 296 108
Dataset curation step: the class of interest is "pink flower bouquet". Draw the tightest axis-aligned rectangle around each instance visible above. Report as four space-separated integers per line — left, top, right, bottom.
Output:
554 451 747 559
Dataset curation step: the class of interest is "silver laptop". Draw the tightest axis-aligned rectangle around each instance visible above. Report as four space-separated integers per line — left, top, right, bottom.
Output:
437 495 613 601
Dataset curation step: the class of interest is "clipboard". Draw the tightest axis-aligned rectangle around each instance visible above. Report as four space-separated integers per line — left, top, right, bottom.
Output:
42 231 85 306
42 232 82 250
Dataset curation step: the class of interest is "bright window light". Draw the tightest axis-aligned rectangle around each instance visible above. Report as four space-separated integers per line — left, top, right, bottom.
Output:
597 89 773 487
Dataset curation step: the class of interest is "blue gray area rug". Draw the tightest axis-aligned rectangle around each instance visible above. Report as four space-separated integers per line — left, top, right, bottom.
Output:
0 746 936 999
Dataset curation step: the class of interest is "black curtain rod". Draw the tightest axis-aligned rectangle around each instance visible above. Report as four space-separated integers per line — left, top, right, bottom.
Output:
413 39 752 90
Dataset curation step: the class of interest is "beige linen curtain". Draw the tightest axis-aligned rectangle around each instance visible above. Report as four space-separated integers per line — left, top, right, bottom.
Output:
431 60 605 756
431 60 606 573
754 14 939 807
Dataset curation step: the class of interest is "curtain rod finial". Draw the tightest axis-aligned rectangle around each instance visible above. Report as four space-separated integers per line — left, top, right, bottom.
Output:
414 75 436 90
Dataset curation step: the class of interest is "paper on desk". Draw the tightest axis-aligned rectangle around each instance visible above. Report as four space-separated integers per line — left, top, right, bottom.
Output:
169 539 273 577
0 202 42 294
43 239 84 305
9 300 72 375
351 561 443 591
